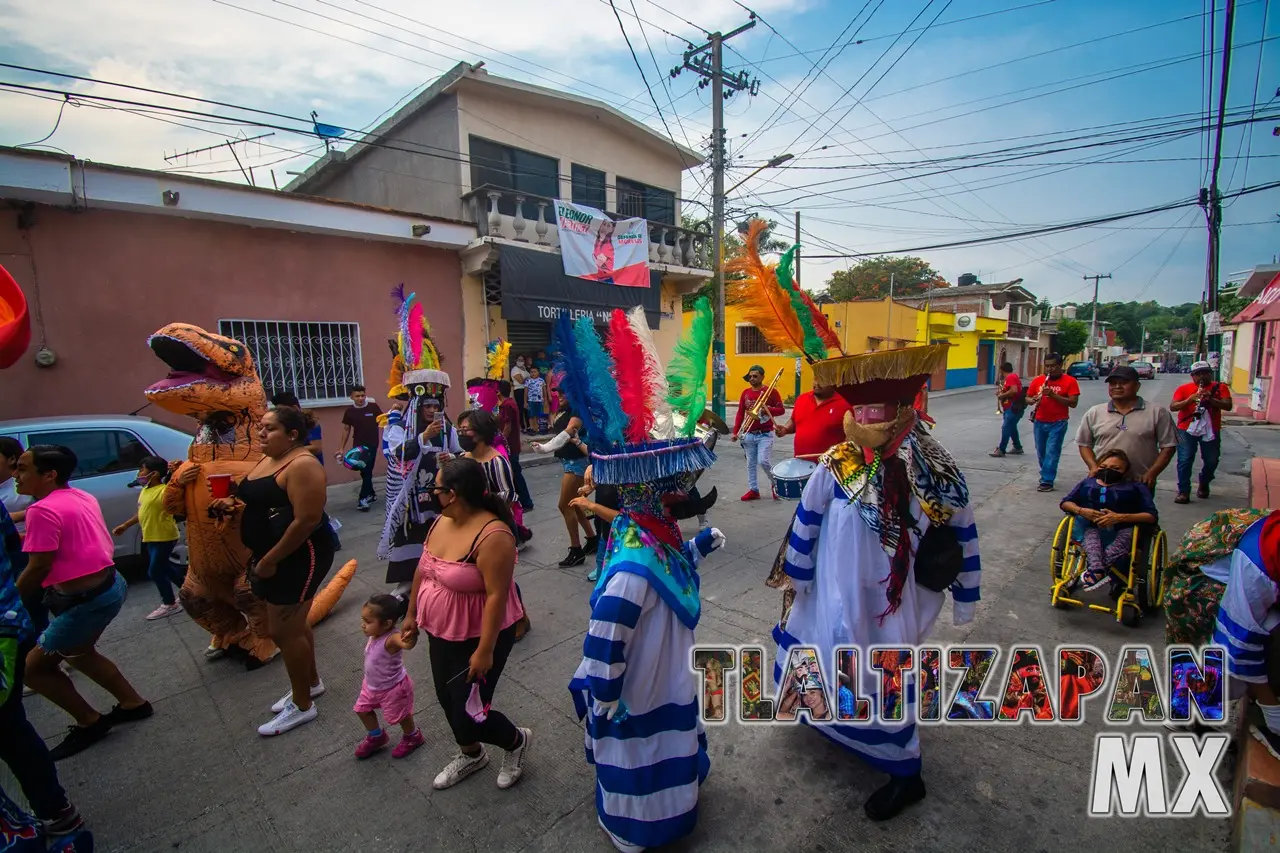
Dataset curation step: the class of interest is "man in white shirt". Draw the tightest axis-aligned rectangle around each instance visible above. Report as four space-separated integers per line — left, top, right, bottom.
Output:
510 356 531 433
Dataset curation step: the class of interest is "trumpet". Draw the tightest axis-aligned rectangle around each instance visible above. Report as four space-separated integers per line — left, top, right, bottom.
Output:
736 367 785 438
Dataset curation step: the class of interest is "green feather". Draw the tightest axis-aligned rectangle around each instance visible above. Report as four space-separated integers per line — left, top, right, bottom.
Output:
666 296 714 436
777 244 826 362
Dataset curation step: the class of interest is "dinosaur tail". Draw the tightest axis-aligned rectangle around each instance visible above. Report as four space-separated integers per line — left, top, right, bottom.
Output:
308 559 357 626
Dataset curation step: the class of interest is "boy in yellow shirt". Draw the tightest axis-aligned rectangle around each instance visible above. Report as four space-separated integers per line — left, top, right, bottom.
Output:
114 456 185 620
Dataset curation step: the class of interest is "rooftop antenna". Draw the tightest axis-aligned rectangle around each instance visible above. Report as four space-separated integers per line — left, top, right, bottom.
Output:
164 133 274 186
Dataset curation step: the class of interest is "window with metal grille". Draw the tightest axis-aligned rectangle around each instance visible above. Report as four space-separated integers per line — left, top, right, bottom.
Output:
736 325 779 355
615 177 675 225
218 320 364 406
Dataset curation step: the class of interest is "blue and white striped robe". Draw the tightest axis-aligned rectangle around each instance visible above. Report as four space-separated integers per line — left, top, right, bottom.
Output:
1213 517 1277 685
569 530 718 849
774 463 980 776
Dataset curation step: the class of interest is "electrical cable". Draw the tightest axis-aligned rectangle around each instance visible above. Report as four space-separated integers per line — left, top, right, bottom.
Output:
15 95 69 148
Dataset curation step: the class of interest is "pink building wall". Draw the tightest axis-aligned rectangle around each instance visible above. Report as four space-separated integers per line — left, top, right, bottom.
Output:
0 206 466 484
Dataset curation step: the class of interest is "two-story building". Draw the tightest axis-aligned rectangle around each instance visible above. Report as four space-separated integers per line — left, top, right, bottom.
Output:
896 278 1043 383
286 61 713 379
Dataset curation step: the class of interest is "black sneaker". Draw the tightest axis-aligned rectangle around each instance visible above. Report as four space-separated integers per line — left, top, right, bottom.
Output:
1037 482 1053 492
558 547 586 568
49 716 112 761
583 536 600 555
104 701 154 725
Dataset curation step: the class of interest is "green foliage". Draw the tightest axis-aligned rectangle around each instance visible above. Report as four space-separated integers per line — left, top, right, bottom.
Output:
1054 319 1090 358
1037 298 1052 321
824 256 948 302
1073 300 1203 351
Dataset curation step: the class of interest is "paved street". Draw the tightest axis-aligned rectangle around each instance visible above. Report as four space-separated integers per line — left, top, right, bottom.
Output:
13 377 1262 852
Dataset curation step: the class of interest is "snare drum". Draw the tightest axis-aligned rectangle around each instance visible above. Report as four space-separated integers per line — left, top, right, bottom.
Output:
772 457 816 500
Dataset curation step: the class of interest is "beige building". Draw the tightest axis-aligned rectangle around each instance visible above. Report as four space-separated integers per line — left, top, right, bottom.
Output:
287 61 713 380
895 279 1045 379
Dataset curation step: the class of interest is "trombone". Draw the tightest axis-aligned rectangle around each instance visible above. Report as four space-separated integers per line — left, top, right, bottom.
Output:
735 367 785 438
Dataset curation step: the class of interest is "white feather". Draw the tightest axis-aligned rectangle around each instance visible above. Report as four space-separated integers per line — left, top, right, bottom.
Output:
628 305 675 440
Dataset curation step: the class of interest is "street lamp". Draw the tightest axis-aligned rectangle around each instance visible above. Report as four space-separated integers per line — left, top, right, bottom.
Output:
712 152 794 420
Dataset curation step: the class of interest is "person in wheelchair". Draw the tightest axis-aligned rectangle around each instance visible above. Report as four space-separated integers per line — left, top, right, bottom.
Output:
1059 449 1158 593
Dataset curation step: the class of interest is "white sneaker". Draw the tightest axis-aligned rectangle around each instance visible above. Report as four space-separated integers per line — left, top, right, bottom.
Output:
432 749 489 789
257 700 318 736
270 679 326 713
599 817 645 853
146 603 182 621
497 727 531 789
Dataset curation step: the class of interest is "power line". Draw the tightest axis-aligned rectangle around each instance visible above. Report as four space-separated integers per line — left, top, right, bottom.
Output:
801 177 1280 258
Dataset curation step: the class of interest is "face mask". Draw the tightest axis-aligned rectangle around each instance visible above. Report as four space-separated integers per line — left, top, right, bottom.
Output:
458 435 478 453
1097 467 1124 485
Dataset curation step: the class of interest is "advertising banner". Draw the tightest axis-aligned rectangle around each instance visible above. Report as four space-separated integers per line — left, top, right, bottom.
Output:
554 200 650 288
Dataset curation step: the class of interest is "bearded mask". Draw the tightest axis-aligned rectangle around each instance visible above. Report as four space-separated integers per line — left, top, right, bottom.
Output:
842 403 917 449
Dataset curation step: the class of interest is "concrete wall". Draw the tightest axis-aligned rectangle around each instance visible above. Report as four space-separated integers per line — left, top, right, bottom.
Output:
304 94 464 220
0 205 466 484
457 83 686 214
1230 322 1257 395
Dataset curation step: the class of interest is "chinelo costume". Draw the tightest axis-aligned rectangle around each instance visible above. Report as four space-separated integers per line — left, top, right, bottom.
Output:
377 287 455 596
766 342 982 821
564 304 726 853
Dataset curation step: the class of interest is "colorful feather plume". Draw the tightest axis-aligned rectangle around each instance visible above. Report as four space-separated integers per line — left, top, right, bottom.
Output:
573 317 627 447
626 305 674 439
407 297 425 366
666 296 713 436
552 316 598 440
725 220 823 362
608 310 652 442
775 244 828 362
800 288 843 353
486 339 511 381
387 285 441 395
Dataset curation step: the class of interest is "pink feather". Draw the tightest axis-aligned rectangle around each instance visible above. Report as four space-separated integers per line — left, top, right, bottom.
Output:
607 309 652 442
407 300 425 366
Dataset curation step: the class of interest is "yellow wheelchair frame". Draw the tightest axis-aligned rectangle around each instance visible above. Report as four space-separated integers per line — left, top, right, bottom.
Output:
1049 515 1167 627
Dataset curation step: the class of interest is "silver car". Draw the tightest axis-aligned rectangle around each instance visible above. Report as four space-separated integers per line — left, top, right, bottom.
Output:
0 415 194 563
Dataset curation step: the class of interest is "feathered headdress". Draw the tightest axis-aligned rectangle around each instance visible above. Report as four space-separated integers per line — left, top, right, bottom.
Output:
554 310 714 486
485 339 511 382
388 284 449 398
725 220 839 363
666 295 713 437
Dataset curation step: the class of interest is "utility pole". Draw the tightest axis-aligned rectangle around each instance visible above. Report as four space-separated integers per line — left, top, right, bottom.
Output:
887 272 895 343
795 210 802 399
1082 273 1111 363
1202 0 1237 381
674 18 759 420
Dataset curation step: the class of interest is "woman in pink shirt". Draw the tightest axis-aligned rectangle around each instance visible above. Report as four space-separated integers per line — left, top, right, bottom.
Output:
402 457 530 792
16 445 152 761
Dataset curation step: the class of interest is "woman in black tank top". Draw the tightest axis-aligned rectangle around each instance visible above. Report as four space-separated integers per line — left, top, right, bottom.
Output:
223 407 333 737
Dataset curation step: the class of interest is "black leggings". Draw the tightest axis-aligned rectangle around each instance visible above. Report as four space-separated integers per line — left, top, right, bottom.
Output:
427 624 521 750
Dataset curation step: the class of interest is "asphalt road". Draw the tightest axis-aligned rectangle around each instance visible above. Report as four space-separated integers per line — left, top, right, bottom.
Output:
14 376 1257 852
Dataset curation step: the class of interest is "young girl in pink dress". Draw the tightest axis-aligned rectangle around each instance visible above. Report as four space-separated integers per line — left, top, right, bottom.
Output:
353 593 424 759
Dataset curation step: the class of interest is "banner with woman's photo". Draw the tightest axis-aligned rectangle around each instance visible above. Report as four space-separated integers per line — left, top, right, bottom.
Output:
553 200 650 288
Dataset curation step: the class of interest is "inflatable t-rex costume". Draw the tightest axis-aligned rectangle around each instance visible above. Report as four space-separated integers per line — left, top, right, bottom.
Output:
144 323 354 667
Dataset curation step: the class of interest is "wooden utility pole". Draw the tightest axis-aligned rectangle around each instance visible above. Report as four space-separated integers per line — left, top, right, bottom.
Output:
1083 273 1111 363
1202 0 1237 380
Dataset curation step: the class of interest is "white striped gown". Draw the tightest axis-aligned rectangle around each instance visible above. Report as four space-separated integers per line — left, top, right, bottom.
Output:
774 463 980 776
1213 517 1278 684
570 535 716 849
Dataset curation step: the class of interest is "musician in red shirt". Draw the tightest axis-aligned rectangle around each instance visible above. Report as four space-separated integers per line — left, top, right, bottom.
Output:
776 382 852 460
732 365 786 501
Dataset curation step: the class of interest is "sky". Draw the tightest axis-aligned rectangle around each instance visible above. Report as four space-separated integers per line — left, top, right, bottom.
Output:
0 0 1276 308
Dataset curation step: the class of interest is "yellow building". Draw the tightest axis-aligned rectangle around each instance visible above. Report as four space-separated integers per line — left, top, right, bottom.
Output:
916 308 1008 389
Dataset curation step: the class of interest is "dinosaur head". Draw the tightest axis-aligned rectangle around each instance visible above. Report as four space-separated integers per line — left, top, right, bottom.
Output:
145 323 267 419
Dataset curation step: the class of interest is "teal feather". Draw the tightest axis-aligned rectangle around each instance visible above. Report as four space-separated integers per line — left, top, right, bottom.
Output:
573 317 626 447
552 316 601 441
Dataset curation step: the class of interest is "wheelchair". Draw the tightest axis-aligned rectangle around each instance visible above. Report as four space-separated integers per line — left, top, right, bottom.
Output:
1049 515 1167 627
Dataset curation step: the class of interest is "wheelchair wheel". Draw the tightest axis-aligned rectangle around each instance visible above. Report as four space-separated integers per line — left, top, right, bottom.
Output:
1141 530 1168 613
1121 606 1142 628
1050 516 1073 582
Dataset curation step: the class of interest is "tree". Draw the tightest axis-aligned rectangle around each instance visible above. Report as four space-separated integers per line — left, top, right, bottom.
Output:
1036 298 1052 321
824 256 948 302
1054 318 1089 359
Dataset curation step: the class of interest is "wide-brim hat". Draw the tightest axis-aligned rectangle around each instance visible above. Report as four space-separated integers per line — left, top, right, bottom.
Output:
812 343 949 408
591 437 716 486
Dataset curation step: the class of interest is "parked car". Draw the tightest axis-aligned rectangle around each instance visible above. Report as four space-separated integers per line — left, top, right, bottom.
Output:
1098 361 1114 377
0 416 194 563
1067 360 1099 380
1130 361 1156 380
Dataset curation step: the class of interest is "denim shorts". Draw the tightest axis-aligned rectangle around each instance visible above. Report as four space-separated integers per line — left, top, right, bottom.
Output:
561 457 589 477
39 572 127 655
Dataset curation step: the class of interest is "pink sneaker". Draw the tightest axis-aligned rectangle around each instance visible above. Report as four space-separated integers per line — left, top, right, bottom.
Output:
354 731 389 759
393 729 425 758
146 604 180 621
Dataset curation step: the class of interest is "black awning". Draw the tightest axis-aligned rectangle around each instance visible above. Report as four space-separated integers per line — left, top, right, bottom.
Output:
497 244 661 329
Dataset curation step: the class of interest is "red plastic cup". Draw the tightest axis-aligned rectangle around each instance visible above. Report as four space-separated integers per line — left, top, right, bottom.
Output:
208 474 232 499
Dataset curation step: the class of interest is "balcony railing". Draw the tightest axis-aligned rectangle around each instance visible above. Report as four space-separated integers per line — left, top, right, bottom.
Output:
1006 321 1038 341
462 185 710 270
